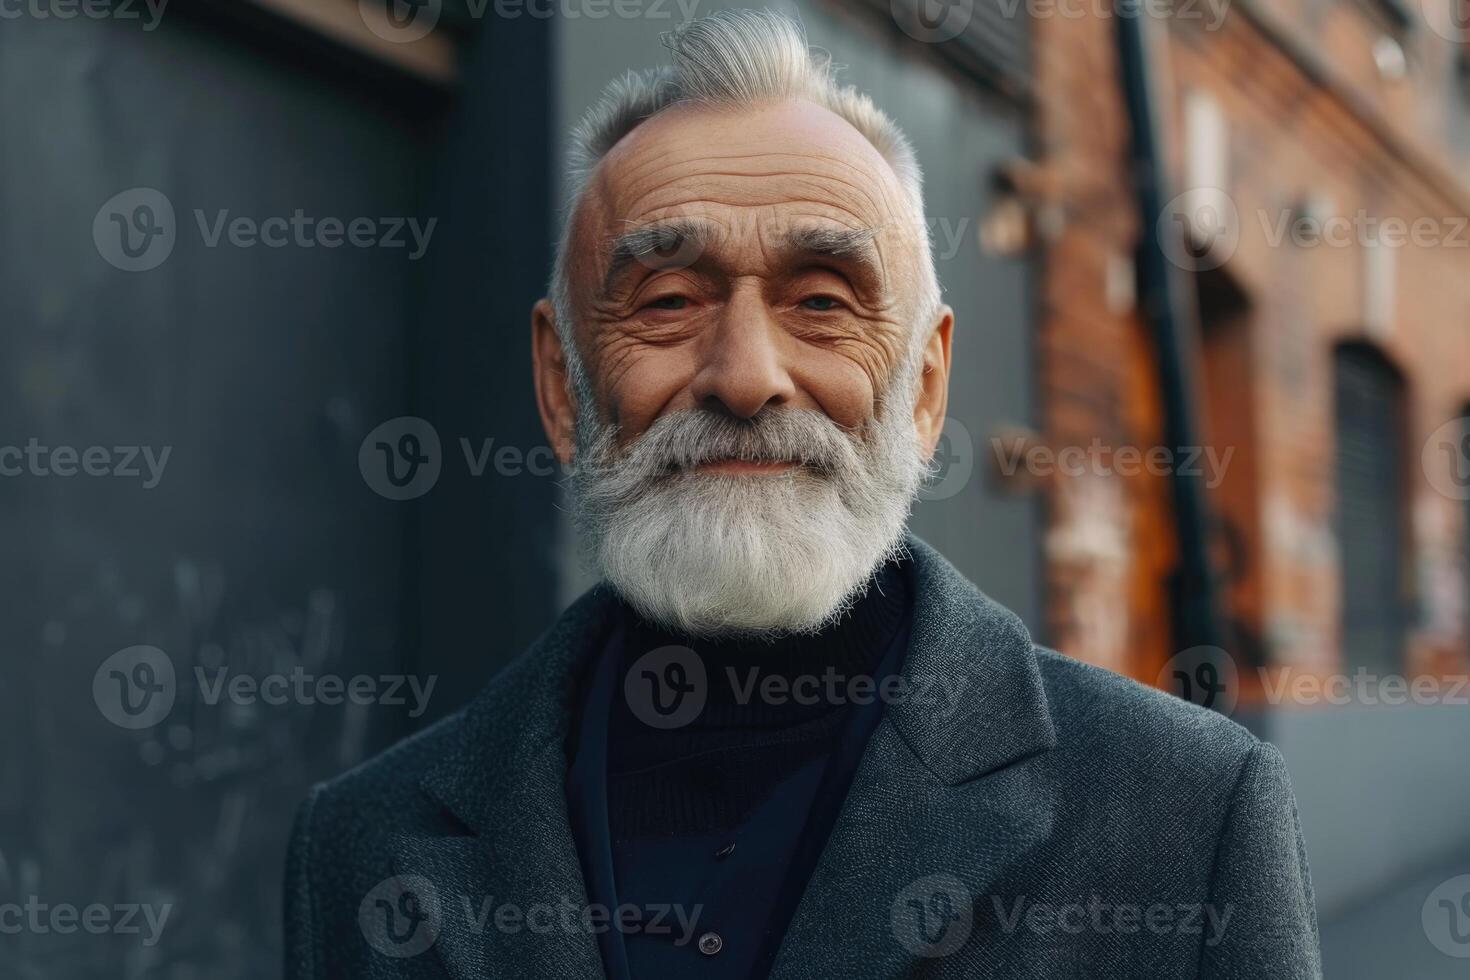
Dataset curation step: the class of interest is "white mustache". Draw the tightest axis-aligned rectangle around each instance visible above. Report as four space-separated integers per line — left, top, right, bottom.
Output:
592 408 865 483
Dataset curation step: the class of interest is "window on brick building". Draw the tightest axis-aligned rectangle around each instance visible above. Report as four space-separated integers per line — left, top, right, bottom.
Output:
1460 40 1470 100
1333 343 1409 671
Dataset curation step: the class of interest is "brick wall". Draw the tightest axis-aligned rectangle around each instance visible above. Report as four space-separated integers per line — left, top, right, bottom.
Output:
1031 1 1470 687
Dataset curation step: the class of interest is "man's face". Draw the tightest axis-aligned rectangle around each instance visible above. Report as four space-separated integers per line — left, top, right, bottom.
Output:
533 98 953 635
538 98 950 460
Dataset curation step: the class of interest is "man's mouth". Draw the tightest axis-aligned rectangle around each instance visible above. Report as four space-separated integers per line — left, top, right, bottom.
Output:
689 457 800 475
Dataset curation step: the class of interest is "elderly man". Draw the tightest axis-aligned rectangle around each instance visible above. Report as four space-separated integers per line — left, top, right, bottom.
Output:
285 10 1319 979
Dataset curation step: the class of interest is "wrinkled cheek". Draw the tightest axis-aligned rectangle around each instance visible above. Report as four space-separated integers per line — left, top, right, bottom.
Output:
597 347 698 440
794 353 879 432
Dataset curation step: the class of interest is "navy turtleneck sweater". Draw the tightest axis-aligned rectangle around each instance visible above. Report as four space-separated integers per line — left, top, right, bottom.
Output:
567 560 911 980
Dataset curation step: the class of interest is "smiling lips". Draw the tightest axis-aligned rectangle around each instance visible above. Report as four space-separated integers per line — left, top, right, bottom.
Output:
692 457 800 475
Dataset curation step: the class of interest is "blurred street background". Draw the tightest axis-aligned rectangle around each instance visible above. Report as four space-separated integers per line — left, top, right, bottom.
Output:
2 0 1469 975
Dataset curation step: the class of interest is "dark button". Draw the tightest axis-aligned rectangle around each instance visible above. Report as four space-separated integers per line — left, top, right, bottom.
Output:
714 842 736 860
698 932 723 956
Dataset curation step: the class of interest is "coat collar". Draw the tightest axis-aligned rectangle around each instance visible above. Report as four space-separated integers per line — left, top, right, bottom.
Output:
419 581 620 839
884 535 1056 784
408 534 1056 978
404 584 619 980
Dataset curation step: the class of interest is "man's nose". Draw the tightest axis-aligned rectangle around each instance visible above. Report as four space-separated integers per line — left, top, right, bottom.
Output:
688 292 796 419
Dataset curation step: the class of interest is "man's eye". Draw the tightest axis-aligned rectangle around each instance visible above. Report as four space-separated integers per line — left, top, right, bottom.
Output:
645 295 688 311
800 295 841 311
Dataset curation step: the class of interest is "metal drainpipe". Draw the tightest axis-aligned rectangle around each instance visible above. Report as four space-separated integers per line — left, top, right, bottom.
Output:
1114 10 1227 658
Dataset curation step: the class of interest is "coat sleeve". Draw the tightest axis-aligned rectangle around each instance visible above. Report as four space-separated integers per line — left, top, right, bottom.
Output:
283 783 325 980
1197 741 1322 979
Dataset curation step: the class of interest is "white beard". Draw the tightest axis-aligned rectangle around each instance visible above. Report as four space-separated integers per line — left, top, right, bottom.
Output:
569 390 927 639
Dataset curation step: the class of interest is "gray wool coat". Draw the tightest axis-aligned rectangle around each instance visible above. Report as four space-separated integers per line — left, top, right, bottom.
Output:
284 535 1321 979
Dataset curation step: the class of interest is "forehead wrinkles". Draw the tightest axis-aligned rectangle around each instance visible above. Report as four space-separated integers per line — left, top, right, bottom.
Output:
604 208 894 281
583 148 914 298
608 142 905 232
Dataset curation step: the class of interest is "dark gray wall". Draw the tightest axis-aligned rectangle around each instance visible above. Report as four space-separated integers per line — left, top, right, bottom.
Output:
407 5 559 723
0 9 553 977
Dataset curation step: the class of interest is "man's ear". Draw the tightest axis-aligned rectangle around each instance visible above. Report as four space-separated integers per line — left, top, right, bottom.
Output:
912 305 954 461
531 298 578 465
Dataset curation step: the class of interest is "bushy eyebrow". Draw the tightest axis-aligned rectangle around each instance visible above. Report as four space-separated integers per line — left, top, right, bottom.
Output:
778 224 880 261
601 219 715 295
599 219 884 297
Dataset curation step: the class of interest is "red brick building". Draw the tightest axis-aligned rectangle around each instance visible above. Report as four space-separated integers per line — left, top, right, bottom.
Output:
1030 0 1470 695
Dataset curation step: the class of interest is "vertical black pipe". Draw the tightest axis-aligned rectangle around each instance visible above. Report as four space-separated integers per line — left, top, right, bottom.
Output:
1115 10 1226 658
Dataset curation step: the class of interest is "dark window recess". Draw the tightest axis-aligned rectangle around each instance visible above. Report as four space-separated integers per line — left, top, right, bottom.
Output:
1356 0 1415 34
1462 406 1470 660
872 0 1032 101
1333 344 1408 672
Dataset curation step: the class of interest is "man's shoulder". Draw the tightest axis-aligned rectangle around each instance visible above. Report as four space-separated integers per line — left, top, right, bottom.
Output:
316 704 468 805
1033 644 1254 734
295 586 620 853
298 646 546 834
1030 644 1266 794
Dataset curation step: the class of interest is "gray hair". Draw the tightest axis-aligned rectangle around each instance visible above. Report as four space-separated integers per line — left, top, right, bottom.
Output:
550 9 940 405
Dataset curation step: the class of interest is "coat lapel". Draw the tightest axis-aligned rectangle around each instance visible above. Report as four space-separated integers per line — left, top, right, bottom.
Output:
769 535 1058 979
398 585 622 980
